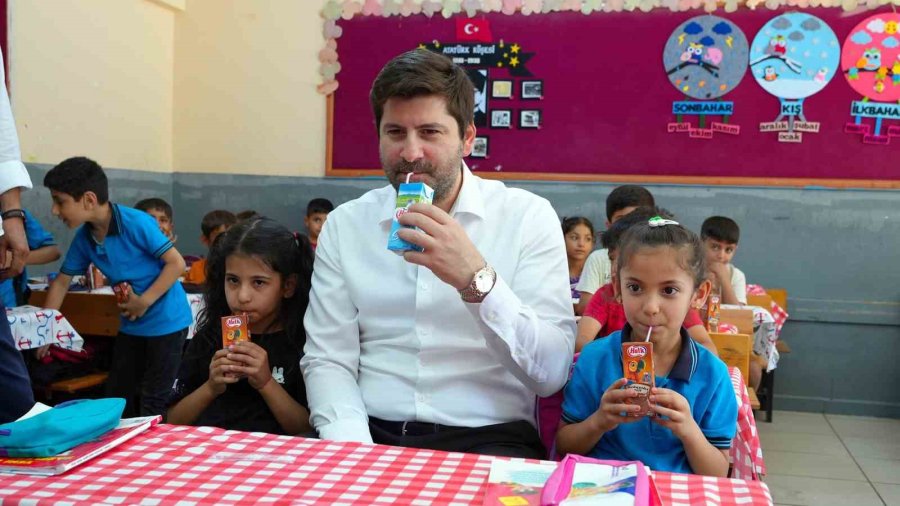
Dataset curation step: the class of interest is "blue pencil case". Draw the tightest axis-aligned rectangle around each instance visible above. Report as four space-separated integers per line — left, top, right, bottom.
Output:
0 398 125 457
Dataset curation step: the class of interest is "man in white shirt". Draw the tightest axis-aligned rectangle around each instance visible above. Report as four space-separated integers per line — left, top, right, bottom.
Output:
301 50 575 458
0 51 37 423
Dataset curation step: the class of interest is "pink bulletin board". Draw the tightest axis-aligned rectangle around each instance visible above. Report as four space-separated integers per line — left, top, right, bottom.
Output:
327 8 900 188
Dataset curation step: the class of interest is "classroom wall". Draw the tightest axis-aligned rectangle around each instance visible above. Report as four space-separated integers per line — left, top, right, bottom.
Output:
9 1 899 418
172 0 325 176
22 162 900 419
9 0 177 172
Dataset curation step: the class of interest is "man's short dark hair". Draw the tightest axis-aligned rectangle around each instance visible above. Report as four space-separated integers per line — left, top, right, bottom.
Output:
43 156 109 204
307 198 334 217
201 210 237 238
370 49 474 139
606 185 655 222
701 216 740 244
135 198 173 221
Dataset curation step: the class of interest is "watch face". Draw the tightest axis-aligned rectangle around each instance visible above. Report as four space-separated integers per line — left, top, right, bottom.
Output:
474 270 493 292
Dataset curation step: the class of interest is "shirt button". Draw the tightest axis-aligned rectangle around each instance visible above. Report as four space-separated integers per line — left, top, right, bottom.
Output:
420 283 430 291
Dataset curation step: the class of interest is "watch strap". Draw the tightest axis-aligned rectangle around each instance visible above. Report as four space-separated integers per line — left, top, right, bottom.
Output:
1 209 26 221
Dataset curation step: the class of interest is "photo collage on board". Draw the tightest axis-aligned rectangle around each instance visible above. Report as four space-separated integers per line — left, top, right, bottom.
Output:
464 67 543 159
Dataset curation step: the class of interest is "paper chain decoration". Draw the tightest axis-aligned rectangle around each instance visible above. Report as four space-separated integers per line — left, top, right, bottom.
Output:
318 0 900 94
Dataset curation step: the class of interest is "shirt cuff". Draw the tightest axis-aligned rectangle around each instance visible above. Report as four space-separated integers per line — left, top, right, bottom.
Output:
315 417 374 444
472 274 518 336
0 159 33 196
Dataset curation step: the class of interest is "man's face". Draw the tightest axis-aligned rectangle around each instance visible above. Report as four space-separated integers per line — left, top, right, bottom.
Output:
304 212 328 241
379 95 475 206
703 238 738 265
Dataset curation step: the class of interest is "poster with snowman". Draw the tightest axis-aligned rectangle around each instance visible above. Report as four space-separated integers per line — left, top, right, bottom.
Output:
750 13 839 143
842 13 900 145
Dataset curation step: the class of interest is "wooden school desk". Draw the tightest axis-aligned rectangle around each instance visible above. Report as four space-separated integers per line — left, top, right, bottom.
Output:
29 289 204 338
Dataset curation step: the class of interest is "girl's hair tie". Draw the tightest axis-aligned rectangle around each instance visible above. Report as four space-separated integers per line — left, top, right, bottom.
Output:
648 216 679 227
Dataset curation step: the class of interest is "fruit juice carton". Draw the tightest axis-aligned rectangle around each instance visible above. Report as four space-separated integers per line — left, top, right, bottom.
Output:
221 314 250 348
387 180 434 254
622 341 655 417
112 282 131 304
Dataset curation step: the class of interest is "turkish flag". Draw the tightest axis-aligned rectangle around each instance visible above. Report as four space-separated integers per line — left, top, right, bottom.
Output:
456 18 493 43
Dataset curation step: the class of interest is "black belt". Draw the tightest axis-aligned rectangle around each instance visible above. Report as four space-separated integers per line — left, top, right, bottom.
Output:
369 417 466 436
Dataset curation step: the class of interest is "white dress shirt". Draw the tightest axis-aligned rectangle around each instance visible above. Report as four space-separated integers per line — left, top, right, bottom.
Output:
0 52 34 237
302 164 576 443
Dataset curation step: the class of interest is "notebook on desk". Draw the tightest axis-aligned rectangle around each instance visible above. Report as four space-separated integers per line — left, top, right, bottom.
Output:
0 416 159 476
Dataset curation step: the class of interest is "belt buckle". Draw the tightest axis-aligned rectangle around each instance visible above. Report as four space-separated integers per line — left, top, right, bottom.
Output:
401 421 409 436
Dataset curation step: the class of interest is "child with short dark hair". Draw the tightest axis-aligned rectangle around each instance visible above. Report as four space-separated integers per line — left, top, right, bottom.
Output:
304 198 334 250
167 218 313 434
558 216 737 476
700 216 746 306
135 197 176 243
183 210 237 286
575 185 655 315
43 157 192 417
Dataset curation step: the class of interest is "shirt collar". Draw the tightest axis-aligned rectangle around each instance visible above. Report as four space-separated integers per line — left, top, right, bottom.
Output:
86 203 122 237
379 162 485 224
620 323 697 382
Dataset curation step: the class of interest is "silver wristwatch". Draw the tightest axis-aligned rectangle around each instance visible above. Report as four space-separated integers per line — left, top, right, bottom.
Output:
458 263 496 303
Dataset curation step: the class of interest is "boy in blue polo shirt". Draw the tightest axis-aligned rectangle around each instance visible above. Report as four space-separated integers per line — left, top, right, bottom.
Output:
42 157 192 417
556 217 736 476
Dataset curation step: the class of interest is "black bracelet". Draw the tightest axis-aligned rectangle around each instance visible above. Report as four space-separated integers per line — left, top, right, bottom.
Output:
1 209 26 221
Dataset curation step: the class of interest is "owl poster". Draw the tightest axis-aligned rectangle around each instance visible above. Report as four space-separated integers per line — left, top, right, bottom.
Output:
663 16 749 139
750 13 839 143
842 13 900 145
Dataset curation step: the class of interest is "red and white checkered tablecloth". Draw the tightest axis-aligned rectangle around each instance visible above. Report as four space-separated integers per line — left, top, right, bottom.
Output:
730 367 766 479
655 472 773 506
746 284 789 335
0 424 771 505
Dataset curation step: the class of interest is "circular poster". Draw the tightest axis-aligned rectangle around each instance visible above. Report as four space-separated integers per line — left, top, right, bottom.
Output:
750 13 840 100
663 16 749 100
841 13 900 102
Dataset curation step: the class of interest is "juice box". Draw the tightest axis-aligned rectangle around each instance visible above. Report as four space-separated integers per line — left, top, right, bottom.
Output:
221 314 250 348
112 282 131 304
622 341 655 417
387 181 434 254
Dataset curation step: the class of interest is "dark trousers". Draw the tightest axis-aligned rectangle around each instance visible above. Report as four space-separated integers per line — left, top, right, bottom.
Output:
106 328 187 417
0 301 34 423
369 418 546 459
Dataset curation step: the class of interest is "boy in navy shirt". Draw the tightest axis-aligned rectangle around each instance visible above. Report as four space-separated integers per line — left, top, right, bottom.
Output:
43 157 192 417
